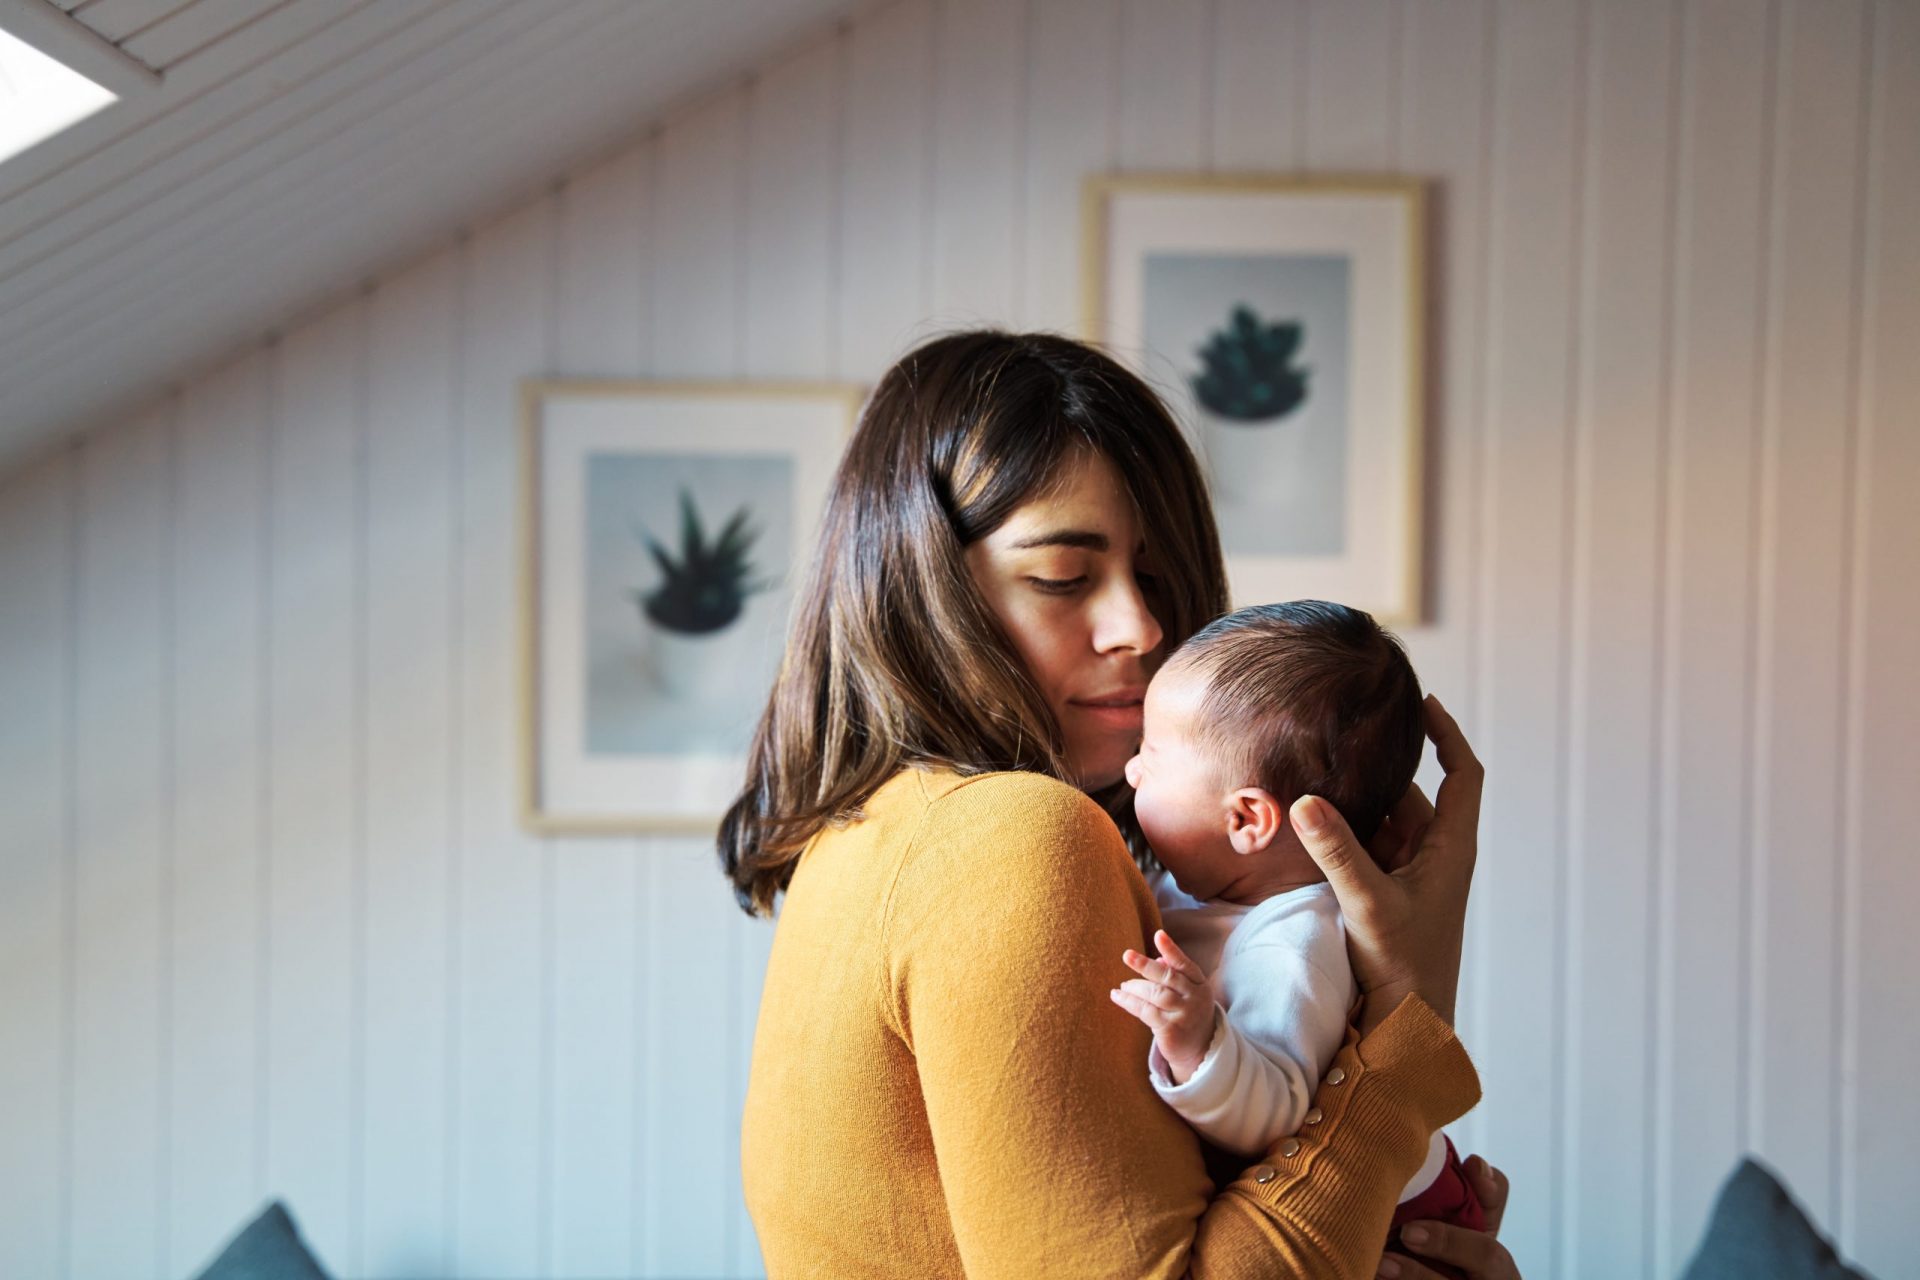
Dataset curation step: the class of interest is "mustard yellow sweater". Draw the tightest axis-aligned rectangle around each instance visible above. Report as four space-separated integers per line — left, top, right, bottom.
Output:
741 767 1481 1278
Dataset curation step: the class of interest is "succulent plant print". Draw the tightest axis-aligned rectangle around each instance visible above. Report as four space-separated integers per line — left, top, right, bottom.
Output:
632 488 769 635
1190 303 1311 423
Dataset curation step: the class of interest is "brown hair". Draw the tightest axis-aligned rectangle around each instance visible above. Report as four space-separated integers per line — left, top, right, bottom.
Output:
1171 600 1424 848
718 329 1228 916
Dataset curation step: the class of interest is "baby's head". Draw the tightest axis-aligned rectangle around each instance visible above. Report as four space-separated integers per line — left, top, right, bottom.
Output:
1123 600 1425 903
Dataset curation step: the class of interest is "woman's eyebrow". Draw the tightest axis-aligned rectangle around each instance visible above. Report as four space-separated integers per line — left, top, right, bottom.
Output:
1009 529 1109 551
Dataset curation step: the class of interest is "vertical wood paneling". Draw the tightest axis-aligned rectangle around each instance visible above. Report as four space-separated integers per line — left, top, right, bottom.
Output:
0 453 76 1280
1845 8 1920 1273
836 0 934 379
737 31 840 1280
1561 5 1676 1275
929 0 1025 327
360 250 459 1278
642 80 752 1280
1023 0 1119 334
264 305 362 1274
166 355 267 1277
1118 0 1211 168
1474 3 1583 1272
747 36 840 379
546 165 645 1278
1747 0 1869 1225
1653 3 1773 1270
655 94 748 380
641 836 737 1279
1395 0 1492 1158
1 6 1913 1278
68 411 169 1280
1211 0 1302 172
557 149 648 379
451 201 551 1278
1304 0 1397 170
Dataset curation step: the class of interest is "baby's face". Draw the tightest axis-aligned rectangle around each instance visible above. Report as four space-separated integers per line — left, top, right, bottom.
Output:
1122 664 1236 892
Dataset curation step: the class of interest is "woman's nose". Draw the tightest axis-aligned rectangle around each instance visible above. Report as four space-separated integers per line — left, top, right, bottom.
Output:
1093 574 1164 656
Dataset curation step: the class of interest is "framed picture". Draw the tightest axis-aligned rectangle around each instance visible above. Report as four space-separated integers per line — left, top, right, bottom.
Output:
1082 174 1425 624
518 379 863 835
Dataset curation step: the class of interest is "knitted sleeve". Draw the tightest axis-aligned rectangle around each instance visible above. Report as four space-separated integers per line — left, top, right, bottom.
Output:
883 771 1481 1280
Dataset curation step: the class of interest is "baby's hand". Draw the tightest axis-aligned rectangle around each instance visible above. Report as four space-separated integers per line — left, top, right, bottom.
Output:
1111 929 1216 1084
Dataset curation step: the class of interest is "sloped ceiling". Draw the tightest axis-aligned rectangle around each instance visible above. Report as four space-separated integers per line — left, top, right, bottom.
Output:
0 0 866 481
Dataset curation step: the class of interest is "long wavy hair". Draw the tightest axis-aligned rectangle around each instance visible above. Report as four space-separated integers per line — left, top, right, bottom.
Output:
717 329 1229 917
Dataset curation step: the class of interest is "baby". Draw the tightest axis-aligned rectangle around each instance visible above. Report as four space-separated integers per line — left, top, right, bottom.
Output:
1111 600 1484 1271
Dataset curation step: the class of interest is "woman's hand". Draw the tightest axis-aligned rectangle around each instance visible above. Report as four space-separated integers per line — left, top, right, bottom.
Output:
1288 695 1483 1033
1112 929 1215 1083
1377 1155 1517 1278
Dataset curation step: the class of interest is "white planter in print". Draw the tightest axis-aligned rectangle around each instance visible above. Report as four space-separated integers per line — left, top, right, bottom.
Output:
643 607 759 704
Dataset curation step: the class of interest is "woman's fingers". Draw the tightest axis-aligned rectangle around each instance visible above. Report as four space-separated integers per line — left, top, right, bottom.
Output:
1389 1220 1520 1279
1463 1155 1509 1237
1424 695 1485 843
1291 795 1392 908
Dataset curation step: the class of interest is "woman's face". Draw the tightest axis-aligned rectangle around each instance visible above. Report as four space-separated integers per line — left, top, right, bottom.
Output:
963 449 1166 789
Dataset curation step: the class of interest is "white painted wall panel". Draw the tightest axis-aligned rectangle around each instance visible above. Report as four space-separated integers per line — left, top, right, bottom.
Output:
0 454 76 1280
547 156 650 1280
166 354 268 1280
836 0 934 379
359 250 460 1277
1653 2 1772 1271
1846 8 1920 1271
1475 4 1583 1271
1562 7 1676 1278
1022 0 1119 334
69 410 170 1280
2 3 1916 1278
451 204 550 1278
1748 0 1871 1226
929 0 1025 328
263 304 362 1274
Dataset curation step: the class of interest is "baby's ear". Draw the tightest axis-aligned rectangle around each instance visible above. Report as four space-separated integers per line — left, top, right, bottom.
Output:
1225 788 1285 854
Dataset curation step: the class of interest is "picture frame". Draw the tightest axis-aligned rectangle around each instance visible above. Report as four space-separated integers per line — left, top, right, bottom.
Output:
1081 174 1426 625
518 379 863 835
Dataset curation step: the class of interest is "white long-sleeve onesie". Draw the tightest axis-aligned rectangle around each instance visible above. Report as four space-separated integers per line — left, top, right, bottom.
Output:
1148 870 1449 1203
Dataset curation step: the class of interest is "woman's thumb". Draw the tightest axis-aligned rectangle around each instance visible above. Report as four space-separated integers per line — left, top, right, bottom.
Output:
1291 796 1385 904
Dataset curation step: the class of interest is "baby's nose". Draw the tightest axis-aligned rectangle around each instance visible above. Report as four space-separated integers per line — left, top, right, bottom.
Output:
1123 754 1142 788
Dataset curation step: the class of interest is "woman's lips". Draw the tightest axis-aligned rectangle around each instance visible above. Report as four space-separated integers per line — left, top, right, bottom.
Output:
1070 697 1144 729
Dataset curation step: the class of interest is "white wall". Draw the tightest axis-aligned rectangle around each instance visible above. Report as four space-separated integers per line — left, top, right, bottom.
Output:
2 2 1915 1277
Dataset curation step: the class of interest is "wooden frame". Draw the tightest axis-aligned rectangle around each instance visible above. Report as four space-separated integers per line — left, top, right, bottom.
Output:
1081 173 1427 625
518 378 863 836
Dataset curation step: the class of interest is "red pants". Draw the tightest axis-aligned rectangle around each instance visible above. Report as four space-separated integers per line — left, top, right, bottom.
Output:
1385 1135 1487 1280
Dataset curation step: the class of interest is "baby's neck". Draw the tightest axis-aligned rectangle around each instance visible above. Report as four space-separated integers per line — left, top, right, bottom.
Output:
1208 855 1327 907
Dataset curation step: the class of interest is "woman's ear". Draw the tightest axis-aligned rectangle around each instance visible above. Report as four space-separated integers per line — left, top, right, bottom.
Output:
1226 788 1284 855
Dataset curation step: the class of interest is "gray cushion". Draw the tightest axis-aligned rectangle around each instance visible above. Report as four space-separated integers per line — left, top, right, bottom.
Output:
189 1200 332 1280
1680 1157 1873 1280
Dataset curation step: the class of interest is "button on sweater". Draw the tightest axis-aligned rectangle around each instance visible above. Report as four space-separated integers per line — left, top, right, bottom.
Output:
741 766 1481 1279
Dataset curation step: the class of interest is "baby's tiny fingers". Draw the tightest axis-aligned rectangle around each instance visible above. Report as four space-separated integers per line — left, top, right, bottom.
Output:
1109 987 1167 1029
1120 977 1192 1012
1154 930 1208 982
1123 949 1176 988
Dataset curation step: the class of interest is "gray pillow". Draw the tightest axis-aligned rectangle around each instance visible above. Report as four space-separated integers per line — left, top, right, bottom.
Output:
1680 1157 1874 1280
189 1200 332 1280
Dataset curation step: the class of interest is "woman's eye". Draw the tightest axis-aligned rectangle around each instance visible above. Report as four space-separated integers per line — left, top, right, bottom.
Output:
1028 575 1088 594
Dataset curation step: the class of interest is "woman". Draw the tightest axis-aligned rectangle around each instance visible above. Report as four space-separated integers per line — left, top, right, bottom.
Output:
720 330 1518 1279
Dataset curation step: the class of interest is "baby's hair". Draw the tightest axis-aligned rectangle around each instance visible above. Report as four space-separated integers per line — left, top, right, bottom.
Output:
1168 600 1424 847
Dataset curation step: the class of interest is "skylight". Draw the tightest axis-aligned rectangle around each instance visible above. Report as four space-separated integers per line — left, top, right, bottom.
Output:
0 25 117 166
